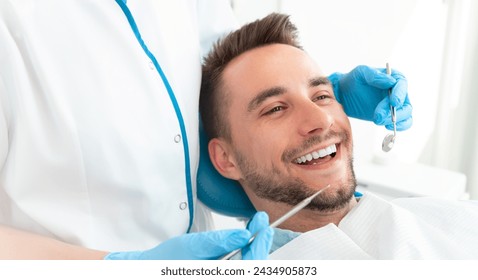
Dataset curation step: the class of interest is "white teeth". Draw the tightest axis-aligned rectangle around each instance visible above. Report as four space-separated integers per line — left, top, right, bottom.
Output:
312 151 320 159
326 146 333 154
331 145 337 153
295 144 337 164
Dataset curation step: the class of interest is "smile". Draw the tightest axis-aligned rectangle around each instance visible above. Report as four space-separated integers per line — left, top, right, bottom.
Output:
295 144 337 164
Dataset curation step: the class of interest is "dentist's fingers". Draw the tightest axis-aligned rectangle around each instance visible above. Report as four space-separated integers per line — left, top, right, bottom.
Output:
374 96 412 129
242 212 273 260
242 227 274 260
363 66 408 108
386 116 413 131
389 71 408 107
360 65 397 90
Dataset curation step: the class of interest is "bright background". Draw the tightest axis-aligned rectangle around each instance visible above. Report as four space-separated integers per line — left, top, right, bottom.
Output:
228 0 478 200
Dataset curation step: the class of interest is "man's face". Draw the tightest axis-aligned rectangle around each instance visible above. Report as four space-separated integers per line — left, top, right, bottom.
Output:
218 44 356 211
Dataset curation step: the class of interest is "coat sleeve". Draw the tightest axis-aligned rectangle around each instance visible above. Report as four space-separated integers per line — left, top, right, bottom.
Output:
0 6 12 172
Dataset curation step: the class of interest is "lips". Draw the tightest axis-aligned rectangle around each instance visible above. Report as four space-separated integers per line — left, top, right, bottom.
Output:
295 144 337 165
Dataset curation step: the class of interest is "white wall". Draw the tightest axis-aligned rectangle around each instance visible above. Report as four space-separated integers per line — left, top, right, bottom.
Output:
423 0 478 199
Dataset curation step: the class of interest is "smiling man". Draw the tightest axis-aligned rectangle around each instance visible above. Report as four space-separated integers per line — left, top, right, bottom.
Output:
199 13 478 259
205 42 357 232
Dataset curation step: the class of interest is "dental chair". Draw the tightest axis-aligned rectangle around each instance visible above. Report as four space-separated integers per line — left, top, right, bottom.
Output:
197 122 256 218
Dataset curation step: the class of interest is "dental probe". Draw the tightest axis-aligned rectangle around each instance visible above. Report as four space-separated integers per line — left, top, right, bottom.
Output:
381 62 397 152
219 184 331 260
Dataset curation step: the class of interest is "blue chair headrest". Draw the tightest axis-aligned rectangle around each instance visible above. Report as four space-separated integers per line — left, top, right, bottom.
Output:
197 122 256 218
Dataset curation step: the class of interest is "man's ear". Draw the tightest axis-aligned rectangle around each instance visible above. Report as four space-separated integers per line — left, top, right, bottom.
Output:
208 138 242 180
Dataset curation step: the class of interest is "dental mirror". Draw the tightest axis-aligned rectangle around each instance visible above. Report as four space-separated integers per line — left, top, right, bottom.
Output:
382 63 396 152
382 133 395 152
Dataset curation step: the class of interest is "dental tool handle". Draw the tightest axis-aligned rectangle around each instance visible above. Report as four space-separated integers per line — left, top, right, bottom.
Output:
386 63 397 136
269 186 328 228
392 106 397 135
219 185 331 260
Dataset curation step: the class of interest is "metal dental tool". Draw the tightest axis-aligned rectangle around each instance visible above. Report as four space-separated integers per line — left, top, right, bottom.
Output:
382 62 396 152
219 184 331 260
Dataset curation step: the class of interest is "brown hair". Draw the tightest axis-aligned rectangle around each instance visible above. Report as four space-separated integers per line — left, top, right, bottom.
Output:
200 13 302 141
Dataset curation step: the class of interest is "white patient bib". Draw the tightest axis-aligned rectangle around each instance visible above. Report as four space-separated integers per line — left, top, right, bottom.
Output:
270 192 478 259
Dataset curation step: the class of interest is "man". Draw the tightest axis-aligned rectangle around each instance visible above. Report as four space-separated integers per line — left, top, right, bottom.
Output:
200 13 478 259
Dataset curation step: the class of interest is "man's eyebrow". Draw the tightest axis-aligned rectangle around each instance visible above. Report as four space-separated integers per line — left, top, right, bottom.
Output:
247 86 286 112
309 76 331 87
247 77 330 112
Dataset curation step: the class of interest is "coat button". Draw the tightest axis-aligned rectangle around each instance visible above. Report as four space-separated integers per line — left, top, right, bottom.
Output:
179 202 188 210
174 134 181 143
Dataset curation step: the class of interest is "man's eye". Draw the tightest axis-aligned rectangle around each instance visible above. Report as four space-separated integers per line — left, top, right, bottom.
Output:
313 95 332 104
264 106 283 115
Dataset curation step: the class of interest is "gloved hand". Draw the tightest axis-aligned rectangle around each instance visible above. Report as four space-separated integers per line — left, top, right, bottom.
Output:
104 211 273 260
328 65 413 131
242 212 274 260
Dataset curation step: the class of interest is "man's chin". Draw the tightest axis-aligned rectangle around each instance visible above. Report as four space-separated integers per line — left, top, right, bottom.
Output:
239 150 356 212
305 167 357 211
305 182 356 211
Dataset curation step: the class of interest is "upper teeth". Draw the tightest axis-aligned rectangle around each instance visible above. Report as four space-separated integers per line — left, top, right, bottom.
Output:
295 144 337 164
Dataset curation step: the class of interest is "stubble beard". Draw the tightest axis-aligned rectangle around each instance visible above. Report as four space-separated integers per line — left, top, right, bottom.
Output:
234 132 357 212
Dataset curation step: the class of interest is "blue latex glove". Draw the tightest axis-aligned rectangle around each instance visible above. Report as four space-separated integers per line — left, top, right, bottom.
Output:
328 65 413 131
242 212 274 260
104 212 273 260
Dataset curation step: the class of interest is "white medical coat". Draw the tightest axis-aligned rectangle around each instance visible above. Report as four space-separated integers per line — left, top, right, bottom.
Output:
270 192 478 259
0 0 237 251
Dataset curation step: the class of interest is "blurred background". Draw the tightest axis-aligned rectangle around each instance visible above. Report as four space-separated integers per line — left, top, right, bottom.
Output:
227 0 478 201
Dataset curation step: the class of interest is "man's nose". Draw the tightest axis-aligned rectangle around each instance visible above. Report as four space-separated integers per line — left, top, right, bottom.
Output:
296 101 333 137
